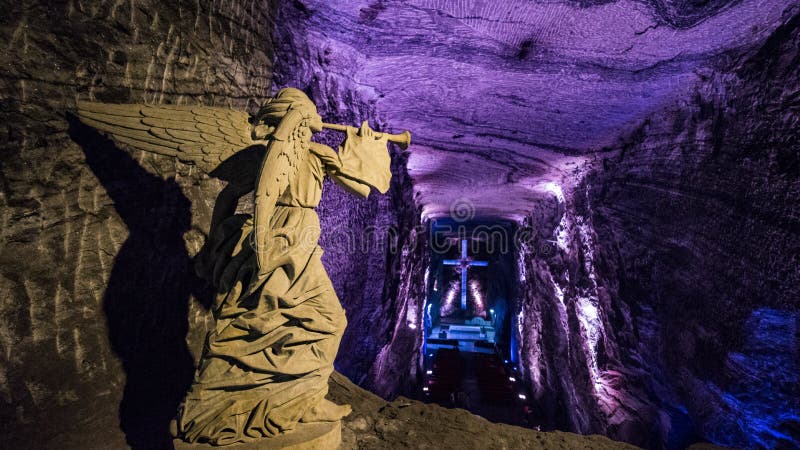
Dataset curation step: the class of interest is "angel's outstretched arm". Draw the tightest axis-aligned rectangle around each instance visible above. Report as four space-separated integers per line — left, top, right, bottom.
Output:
314 123 391 196
332 173 371 198
309 142 371 198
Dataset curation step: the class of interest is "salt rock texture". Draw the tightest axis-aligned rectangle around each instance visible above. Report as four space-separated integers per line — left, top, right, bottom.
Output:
169 372 651 450
275 1 799 448
584 9 800 447
2 0 799 449
273 0 797 220
327 370 642 449
0 0 433 447
512 6 800 449
0 1 276 448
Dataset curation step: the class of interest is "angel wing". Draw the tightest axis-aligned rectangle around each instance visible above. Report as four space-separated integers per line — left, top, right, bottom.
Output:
251 109 305 274
76 101 262 174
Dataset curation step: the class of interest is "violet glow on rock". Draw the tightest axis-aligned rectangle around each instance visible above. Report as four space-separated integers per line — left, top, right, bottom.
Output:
440 280 460 318
271 1 800 449
468 280 487 319
275 0 794 220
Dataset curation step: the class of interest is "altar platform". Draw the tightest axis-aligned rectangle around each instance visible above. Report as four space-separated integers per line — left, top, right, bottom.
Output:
427 317 496 354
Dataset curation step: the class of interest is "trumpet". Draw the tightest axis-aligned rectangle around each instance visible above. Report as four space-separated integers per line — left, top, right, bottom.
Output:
322 122 411 150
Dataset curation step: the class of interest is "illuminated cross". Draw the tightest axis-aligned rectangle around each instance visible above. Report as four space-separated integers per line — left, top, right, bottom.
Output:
443 239 489 311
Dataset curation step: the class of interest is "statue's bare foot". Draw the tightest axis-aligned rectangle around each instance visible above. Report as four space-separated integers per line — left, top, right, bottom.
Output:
300 399 352 423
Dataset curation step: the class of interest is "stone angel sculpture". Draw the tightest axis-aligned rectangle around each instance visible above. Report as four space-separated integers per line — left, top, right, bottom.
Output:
77 88 410 446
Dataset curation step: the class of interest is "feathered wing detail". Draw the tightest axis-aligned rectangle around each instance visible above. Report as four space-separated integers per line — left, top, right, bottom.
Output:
252 113 304 274
76 101 260 173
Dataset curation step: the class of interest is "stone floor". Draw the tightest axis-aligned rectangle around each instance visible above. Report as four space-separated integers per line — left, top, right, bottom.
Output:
327 371 641 450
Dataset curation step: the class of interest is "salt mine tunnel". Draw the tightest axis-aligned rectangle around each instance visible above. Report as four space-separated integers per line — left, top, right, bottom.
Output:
1 0 798 449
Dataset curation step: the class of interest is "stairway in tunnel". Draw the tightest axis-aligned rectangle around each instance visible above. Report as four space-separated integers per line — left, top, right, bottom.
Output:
460 352 529 428
422 348 535 429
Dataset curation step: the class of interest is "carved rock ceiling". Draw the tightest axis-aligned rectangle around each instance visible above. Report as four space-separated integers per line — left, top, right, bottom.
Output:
291 0 793 220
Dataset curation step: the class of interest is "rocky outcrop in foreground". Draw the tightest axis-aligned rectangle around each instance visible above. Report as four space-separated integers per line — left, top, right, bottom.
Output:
327 371 639 449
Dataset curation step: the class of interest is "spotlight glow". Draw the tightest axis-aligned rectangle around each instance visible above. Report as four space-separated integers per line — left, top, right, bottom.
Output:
440 280 459 317
406 299 418 329
469 279 486 318
542 181 565 203
542 182 568 251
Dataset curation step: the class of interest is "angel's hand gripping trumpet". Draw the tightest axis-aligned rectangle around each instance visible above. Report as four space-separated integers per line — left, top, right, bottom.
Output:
322 122 411 150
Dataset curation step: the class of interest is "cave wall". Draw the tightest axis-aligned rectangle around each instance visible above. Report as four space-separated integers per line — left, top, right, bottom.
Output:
4 0 796 448
0 1 276 447
272 0 426 397
515 5 799 449
515 177 668 449
0 1 425 446
587 6 800 447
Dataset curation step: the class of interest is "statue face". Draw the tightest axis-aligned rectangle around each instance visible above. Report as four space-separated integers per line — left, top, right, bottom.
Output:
308 114 323 133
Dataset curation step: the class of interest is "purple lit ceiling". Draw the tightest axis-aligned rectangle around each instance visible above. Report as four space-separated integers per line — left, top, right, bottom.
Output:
284 0 793 220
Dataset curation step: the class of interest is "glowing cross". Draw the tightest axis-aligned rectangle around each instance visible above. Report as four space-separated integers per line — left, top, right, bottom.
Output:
443 239 489 311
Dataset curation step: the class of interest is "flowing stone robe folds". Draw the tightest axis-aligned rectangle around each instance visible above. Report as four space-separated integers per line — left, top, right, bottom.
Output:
75 88 396 446
174 121 391 444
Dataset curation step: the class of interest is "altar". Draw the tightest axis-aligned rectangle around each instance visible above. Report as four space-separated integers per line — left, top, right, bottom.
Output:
427 317 496 353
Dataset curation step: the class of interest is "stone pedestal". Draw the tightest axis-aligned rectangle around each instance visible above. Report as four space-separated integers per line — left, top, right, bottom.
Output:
173 421 341 450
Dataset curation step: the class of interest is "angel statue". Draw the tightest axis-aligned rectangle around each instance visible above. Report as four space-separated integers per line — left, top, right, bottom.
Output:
77 88 411 446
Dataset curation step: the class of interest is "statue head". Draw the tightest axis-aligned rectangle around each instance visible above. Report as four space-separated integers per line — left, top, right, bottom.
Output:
253 88 323 140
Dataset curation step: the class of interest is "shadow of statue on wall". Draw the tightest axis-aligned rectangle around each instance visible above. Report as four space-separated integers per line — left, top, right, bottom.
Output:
68 115 212 449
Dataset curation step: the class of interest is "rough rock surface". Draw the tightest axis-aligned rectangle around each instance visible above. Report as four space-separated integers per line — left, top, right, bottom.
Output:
327 371 640 450
0 1 275 447
2 0 798 449
512 5 800 449
270 1 799 448
583 8 800 447
273 0 797 220
1 0 429 447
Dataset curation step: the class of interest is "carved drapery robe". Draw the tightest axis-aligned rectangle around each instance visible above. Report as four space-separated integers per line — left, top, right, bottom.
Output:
74 89 403 447
173 136 391 445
